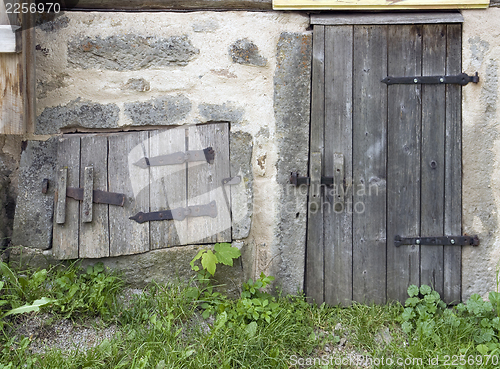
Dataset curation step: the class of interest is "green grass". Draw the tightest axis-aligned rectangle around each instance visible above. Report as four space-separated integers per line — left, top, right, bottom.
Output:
2 263 500 368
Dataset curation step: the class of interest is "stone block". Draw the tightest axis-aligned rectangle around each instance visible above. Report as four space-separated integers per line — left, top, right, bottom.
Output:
272 32 312 294
229 38 267 67
12 139 58 250
230 131 253 239
124 95 192 126
36 99 120 134
68 35 199 71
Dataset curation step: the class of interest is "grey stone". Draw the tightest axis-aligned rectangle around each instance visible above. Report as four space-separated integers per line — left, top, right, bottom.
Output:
198 103 244 123
36 99 120 134
68 35 199 71
271 32 312 294
12 138 58 250
122 78 150 92
229 38 267 67
124 95 191 126
230 131 253 239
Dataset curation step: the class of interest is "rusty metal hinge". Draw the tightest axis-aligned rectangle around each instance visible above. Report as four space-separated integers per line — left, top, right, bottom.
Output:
290 172 334 186
382 72 479 86
129 200 217 224
394 235 479 247
133 147 215 168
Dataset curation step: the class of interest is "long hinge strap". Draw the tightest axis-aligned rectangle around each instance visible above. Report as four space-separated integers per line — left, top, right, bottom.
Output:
394 235 479 247
133 147 215 168
129 201 217 223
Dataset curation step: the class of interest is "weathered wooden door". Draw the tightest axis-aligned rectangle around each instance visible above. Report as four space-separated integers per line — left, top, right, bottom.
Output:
306 16 463 305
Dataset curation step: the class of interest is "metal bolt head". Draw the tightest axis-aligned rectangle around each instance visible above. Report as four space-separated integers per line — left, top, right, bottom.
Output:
416 239 421 245
450 239 455 244
414 78 418 83
440 77 444 83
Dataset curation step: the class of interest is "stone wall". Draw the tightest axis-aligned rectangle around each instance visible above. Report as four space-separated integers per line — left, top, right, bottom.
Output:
462 8 500 299
9 11 311 293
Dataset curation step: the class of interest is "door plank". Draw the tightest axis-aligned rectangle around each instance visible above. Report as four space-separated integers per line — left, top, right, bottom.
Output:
109 131 150 256
79 135 109 258
324 25 353 306
149 128 188 248
187 123 231 244
387 25 422 302
444 23 462 304
52 136 80 260
420 24 446 296
352 25 388 304
306 25 325 304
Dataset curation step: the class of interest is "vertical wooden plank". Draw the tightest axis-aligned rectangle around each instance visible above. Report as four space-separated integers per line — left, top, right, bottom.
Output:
149 128 188 248
444 23 462 304
324 25 353 306
109 131 150 256
305 25 325 304
387 25 422 302
352 25 388 304
79 135 109 258
52 136 80 260
82 167 94 223
22 6 36 134
0 53 23 133
421 24 446 296
55 168 67 224
187 123 231 244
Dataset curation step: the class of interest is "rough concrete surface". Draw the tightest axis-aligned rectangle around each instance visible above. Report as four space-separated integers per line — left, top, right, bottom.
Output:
230 131 254 239
462 8 500 300
12 139 58 250
270 32 311 294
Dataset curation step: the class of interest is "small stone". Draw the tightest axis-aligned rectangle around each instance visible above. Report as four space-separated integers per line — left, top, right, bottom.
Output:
122 78 151 92
229 38 267 67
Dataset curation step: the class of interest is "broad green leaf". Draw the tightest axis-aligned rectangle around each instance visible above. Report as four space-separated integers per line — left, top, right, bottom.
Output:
4 297 55 316
477 344 489 355
245 321 258 337
407 285 419 297
214 243 241 266
401 321 413 334
0 262 23 296
201 250 217 276
94 262 105 274
190 249 205 271
420 285 432 296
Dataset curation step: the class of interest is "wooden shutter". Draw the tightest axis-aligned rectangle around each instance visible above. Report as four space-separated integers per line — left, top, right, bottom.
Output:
53 124 231 259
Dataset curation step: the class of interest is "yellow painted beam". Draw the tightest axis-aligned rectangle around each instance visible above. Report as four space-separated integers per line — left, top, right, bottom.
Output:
273 0 490 10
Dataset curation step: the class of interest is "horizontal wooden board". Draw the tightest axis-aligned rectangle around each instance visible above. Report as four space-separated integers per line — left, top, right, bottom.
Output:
311 12 464 25
275 0 489 10
64 0 272 10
